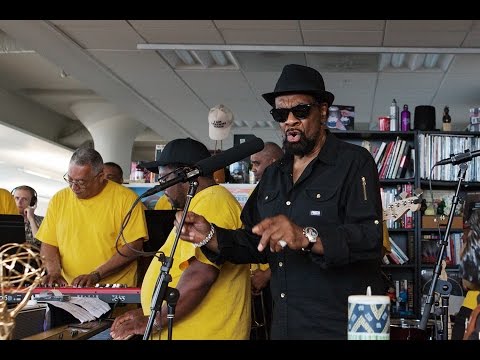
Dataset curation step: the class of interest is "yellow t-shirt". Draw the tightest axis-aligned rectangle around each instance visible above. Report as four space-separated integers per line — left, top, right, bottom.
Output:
464 290 480 310
36 181 148 286
141 184 251 339
0 188 18 215
154 194 173 210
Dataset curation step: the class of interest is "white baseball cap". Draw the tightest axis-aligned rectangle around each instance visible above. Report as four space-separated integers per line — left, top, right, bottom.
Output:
208 104 234 140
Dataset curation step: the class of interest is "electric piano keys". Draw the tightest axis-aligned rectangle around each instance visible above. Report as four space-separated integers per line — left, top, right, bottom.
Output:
1 286 141 304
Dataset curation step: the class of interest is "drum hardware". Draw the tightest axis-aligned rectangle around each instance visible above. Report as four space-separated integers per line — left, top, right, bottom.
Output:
419 161 468 338
251 290 269 340
390 318 435 340
421 260 465 340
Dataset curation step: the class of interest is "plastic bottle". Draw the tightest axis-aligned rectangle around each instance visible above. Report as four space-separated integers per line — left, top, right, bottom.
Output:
401 104 411 131
390 99 399 131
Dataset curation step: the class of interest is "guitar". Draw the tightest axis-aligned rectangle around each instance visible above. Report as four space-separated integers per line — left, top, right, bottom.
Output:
383 194 422 222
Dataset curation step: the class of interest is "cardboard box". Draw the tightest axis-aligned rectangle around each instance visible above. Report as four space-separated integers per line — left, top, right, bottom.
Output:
422 215 463 229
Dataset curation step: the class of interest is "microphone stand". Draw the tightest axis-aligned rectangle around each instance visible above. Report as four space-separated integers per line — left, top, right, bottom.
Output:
143 180 199 340
419 162 468 339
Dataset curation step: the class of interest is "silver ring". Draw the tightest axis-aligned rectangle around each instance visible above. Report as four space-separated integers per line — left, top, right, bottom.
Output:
278 240 287 248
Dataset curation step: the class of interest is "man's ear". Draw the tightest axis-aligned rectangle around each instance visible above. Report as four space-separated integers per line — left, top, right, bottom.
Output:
319 103 329 122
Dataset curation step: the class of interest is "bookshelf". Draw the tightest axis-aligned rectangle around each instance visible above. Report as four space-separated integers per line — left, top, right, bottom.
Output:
334 129 480 320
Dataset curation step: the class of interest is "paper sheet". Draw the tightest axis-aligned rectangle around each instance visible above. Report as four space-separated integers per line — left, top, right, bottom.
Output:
38 289 112 323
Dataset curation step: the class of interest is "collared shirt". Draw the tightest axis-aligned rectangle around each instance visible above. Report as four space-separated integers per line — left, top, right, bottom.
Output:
210 132 384 339
25 214 43 246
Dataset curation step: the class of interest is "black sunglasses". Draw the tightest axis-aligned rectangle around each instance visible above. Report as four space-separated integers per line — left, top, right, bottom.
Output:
270 103 317 123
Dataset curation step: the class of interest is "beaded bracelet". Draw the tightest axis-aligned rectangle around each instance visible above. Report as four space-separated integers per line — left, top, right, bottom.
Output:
193 224 215 248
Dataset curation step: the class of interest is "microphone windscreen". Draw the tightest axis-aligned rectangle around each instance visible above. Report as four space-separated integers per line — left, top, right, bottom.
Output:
196 137 265 176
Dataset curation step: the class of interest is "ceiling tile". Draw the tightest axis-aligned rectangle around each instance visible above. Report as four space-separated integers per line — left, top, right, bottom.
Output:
50 20 128 29
129 20 215 29
300 20 385 31
222 29 303 45
447 54 480 74
214 20 298 30
386 20 473 32
61 28 144 50
384 30 468 47
137 27 224 44
303 30 383 46
462 32 480 47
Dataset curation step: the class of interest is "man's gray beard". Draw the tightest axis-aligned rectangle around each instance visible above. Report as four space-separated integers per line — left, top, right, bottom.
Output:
283 130 319 157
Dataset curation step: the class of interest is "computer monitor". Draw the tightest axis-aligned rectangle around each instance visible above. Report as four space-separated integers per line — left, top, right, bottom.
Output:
144 210 177 252
0 214 25 247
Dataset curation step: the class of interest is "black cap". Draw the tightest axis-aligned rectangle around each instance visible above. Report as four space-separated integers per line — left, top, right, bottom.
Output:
136 138 211 174
156 138 211 167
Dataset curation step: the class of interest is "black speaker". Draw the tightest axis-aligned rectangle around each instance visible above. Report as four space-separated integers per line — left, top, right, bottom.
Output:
414 105 436 131
11 186 37 207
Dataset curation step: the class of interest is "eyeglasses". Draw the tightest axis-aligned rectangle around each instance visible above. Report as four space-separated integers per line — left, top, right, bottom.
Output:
63 172 101 189
270 103 317 123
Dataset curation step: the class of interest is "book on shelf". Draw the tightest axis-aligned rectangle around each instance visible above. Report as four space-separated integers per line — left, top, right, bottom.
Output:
389 236 409 264
388 139 405 179
374 141 387 166
395 143 412 179
378 141 395 178
387 249 405 265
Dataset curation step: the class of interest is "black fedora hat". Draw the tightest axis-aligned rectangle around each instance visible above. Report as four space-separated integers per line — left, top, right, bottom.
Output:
262 64 335 107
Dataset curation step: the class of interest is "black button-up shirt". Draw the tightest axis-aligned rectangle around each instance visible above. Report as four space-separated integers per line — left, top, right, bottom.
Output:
209 133 384 339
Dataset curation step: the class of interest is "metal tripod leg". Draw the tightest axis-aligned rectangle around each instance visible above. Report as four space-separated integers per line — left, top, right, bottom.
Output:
251 291 268 339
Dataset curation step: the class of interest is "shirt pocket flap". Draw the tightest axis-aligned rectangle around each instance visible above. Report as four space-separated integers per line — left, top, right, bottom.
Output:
305 187 337 202
260 190 279 204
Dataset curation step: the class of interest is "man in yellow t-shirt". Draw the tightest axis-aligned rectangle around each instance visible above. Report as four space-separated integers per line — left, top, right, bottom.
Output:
110 138 251 340
36 148 148 288
154 193 174 210
103 161 124 185
0 188 18 214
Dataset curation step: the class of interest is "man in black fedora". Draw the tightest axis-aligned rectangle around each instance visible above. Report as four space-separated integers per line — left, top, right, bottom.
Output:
175 64 385 339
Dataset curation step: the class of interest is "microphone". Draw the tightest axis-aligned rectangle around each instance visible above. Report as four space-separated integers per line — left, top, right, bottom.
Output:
139 137 265 198
436 149 480 166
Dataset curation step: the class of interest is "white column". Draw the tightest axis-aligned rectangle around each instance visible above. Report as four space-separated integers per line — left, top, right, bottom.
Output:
70 101 146 180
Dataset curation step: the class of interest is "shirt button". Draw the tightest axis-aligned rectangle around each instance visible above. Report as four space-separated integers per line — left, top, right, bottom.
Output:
374 220 379 225
265 195 269 200
278 262 283 267
286 201 291 206
316 193 321 198
280 293 285 298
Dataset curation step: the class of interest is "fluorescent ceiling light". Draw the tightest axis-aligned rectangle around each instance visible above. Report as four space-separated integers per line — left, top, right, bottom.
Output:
17 168 53 180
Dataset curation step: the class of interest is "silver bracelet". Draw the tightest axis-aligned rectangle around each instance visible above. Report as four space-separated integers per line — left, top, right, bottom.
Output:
193 224 215 248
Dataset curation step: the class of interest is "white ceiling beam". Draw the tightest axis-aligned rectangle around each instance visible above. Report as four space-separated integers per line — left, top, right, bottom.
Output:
0 20 193 140
138 43 480 55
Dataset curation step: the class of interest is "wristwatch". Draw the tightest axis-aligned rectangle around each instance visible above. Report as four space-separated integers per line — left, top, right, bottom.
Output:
301 226 318 252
